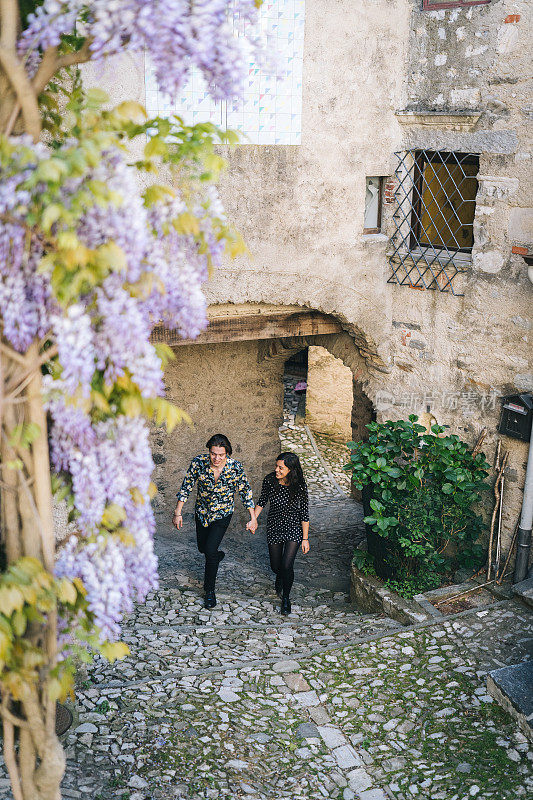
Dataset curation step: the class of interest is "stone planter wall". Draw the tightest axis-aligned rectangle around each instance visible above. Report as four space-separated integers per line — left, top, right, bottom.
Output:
350 564 434 625
350 564 500 626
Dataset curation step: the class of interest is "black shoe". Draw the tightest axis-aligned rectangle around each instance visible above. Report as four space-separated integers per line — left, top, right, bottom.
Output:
218 551 225 563
280 596 291 616
204 592 216 609
275 573 283 596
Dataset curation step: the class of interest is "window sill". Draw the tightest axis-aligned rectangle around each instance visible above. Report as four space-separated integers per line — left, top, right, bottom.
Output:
362 233 388 243
387 247 473 268
394 111 482 132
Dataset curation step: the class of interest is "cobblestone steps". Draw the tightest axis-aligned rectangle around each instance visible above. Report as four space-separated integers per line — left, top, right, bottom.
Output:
52 598 533 800
81 583 402 688
1 386 531 800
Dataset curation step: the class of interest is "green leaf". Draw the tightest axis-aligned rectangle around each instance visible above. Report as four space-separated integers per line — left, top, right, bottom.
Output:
42 204 63 232
172 212 200 236
86 88 110 107
144 137 168 158
101 504 127 529
114 101 147 123
99 641 130 662
11 609 27 637
386 467 401 478
442 483 454 494
143 184 175 207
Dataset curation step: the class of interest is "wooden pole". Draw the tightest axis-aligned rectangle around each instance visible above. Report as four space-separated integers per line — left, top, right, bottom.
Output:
496 517 520 585
486 450 508 581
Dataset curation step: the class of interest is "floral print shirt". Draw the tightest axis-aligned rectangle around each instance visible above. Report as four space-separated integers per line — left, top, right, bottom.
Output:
177 454 254 525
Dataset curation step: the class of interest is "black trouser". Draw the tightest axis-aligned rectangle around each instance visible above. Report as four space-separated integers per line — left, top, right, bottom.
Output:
268 541 300 599
195 514 232 593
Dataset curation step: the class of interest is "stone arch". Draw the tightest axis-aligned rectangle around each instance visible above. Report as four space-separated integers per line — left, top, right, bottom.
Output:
151 305 385 514
257 329 379 503
257 330 381 413
257 328 386 371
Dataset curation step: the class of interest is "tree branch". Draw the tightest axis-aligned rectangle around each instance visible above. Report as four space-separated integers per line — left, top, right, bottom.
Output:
0 45 41 140
0 341 28 366
0 703 30 730
33 38 93 95
4 344 58 401
0 0 20 53
31 45 58 96
2 715 24 800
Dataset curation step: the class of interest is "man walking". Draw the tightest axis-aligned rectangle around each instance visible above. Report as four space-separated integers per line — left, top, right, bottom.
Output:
173 434 256 608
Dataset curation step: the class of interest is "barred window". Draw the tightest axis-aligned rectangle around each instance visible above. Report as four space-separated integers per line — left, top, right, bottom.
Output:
388 150 480 295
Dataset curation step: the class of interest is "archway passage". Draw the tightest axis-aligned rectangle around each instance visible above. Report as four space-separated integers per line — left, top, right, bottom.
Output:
150 303 377 595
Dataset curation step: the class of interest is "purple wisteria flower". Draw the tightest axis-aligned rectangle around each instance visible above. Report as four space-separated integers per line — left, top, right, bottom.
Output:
1 1 258 644
18 0 265 102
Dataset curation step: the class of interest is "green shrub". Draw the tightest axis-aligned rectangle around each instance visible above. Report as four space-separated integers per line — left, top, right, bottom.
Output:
346 415 490 596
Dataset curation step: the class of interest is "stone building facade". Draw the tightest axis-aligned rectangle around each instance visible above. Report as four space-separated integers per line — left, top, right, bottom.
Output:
87 0 532 557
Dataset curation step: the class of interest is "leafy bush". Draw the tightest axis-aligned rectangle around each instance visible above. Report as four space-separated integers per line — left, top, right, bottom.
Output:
346 416 490 596
352 549 375 575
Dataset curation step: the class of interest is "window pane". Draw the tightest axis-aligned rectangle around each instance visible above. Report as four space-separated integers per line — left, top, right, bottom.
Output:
418 158 478 251
364 177 381 230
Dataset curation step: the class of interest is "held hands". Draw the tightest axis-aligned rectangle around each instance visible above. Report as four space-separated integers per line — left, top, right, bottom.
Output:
301 539 310 554
173 510 183 530
246 519 258 534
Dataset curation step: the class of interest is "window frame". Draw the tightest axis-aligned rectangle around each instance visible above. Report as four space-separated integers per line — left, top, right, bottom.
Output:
363 176 384 235
409 150 480 254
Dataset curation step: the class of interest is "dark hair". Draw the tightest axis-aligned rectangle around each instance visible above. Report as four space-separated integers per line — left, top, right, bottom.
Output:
206 433 232 456
276 452 306 498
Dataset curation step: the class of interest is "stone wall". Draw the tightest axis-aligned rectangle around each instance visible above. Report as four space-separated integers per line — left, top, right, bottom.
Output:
151 340 284 524
306 346 353 442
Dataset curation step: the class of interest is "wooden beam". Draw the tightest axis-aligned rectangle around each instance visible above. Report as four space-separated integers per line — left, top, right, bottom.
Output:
151 310 342 347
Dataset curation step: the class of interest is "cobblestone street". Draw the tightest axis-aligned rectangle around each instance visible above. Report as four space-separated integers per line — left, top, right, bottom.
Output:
1 389 532 800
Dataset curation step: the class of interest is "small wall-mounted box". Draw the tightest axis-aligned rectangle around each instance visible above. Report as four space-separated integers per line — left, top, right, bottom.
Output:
498 393 533 442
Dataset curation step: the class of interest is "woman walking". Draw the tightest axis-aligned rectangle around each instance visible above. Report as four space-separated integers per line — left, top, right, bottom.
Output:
174 434 256 609
251 452 309 615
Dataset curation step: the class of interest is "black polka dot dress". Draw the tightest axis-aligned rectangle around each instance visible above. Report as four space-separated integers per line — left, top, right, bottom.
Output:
258 473 309 545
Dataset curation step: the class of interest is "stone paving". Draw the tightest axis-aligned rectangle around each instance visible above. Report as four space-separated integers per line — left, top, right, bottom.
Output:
1 386 532 800
55 599 533 800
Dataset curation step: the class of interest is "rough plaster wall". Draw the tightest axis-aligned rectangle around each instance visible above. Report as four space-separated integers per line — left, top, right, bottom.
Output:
151 340 283 525
208 0 412 363
306 346 353 441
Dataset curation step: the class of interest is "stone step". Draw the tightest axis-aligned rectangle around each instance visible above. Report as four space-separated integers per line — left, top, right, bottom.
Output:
487 661 533 743
512 577 533 610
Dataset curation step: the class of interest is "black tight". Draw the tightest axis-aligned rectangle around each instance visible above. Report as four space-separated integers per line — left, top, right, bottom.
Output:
268 540 300 599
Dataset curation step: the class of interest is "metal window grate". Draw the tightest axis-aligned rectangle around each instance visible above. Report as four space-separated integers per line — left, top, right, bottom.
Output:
388 150 479 296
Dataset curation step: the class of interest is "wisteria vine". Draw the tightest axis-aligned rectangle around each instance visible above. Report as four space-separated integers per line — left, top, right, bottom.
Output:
0 0 262 645
19 0 264 99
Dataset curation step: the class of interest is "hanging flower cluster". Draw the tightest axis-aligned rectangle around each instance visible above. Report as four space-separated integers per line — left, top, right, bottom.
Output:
1 0 259 643
19 0 263 100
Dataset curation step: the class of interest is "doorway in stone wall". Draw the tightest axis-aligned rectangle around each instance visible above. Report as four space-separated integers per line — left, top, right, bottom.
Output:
283 348 308 426
278 344 375 503
151 307 381 594
276 343 375 591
